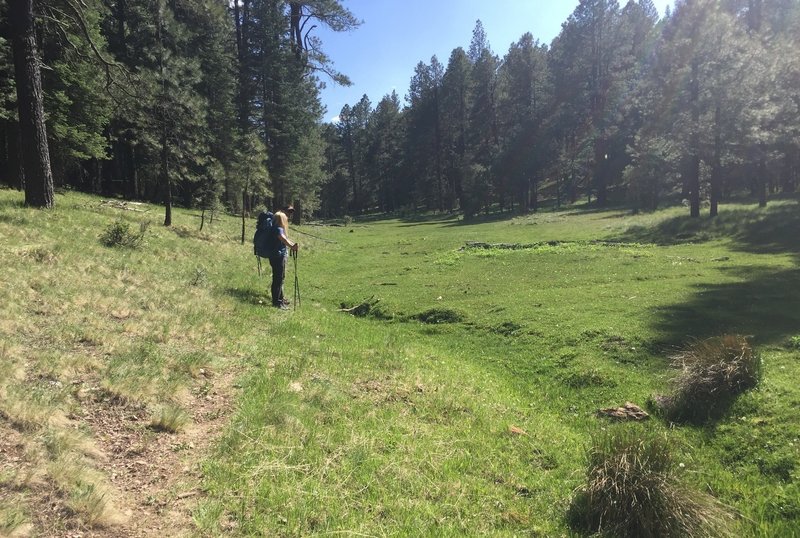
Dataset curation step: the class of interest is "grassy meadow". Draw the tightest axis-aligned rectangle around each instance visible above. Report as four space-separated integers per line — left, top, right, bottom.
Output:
1 188 799 536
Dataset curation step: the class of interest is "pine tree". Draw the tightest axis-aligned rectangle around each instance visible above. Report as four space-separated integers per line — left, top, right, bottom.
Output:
466 21 499 214
440 47 471 211
365 91 405 212
38 0 114 190
496 33 552 212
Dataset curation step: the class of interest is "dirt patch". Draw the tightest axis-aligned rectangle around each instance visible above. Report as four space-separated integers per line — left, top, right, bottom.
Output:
4 367 238 537
351 377 426 404
83 371 235 538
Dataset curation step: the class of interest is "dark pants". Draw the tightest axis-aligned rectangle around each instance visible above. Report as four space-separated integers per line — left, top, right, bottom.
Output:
269 254 286 306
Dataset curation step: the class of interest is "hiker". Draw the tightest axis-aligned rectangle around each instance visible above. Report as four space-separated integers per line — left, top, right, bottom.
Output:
269 206 299 309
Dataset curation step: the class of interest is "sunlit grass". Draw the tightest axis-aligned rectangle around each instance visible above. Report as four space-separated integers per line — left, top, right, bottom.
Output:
0 190 250 531
2 190 799 535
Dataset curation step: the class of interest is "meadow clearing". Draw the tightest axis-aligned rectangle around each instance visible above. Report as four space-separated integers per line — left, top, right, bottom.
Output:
0 189 798 536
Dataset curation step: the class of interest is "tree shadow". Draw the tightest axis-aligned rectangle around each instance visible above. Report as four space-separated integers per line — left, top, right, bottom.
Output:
650 265 800 347
397 212 461 227
441 210 521 228
617 200 800 259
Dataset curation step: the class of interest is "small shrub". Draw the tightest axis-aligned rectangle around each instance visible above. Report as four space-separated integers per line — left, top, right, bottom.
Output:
149 403 190 433
100 220 149 248
343 215 353 226
568 428 733 537
191 266 208 287
789 335 800 350
656 335 761 423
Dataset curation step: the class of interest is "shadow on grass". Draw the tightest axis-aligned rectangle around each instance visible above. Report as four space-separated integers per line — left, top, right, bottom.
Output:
650 266 800 347
618 200 800 258
441 210 521 228
396 212 461 227
224 286 270 306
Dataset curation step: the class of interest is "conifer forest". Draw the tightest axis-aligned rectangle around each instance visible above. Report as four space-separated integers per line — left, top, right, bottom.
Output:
1 0 799 218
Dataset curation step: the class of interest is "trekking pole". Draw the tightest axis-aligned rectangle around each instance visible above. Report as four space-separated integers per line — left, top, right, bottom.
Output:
292 228 338 244
292 249 301 310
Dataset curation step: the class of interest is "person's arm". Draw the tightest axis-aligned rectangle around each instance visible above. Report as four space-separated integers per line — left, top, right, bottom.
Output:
278 227 299 252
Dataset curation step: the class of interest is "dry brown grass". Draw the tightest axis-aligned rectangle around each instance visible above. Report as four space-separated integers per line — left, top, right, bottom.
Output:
656 335 762 423
569 428 734 537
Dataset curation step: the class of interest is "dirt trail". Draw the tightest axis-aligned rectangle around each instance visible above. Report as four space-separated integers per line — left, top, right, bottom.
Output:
1 367 238 538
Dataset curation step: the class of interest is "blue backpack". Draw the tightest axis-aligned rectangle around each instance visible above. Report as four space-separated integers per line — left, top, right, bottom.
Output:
253 211 279 258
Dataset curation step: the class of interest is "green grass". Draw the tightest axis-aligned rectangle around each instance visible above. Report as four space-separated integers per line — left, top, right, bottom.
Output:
1 189 799 536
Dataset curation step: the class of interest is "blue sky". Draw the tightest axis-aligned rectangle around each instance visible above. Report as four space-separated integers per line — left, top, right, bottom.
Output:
316 0 674 122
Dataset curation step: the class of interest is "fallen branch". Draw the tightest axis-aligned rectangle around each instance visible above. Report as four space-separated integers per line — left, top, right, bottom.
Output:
100 200 150 213
338 296 380 317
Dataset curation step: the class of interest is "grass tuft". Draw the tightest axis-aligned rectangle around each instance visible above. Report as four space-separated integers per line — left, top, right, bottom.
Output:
0 503 29 536
68 481 109 527
149 403 191 433
569 427 734 537
655 335 762 423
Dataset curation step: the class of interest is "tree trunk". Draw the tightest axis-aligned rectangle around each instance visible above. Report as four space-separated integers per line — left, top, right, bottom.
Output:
758 149 767 208
9 0 54 208
594 137 607 206
688 60 700 218
710 104 722 217
156 0 171 226
161 129 172 226
289 2 303 59
240 187 247 244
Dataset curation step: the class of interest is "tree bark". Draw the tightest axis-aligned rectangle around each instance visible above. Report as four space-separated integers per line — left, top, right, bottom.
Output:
758 148 767 208
161 128 172 226
710 103 722 217
688 60 700 218
9 0 54 208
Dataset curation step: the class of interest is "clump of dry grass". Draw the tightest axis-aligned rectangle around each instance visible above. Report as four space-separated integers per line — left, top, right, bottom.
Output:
655 335 761 423
569 428 733 537
149 403 190 433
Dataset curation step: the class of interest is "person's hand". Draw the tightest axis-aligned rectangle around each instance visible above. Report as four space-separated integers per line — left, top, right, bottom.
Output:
291 242 299 252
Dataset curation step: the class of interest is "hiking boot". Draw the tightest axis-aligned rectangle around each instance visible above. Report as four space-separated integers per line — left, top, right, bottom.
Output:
276 303 290 310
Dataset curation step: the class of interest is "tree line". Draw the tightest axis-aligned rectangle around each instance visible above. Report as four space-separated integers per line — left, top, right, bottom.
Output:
0 0 358 222
322 0 800 219
2 0 799 222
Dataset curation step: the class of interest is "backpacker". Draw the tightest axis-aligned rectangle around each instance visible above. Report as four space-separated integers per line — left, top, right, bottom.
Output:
253 211 279 258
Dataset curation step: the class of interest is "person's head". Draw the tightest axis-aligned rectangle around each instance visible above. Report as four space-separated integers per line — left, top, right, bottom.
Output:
274 211 288 229
284 205 295 217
